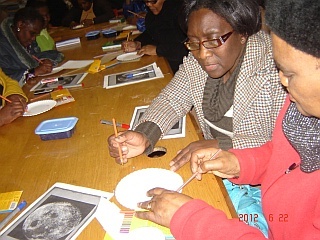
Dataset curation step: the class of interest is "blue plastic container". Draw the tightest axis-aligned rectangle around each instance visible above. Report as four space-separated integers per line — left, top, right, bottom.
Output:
101 29 117 38
85 30 100 40
35 117 78 141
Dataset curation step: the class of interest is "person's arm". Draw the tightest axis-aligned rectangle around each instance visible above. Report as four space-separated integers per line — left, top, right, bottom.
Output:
171 199 267 240
1 70 27 102
0 48 29 86
134 31 154 47
229 141 273 185
134 121 162 155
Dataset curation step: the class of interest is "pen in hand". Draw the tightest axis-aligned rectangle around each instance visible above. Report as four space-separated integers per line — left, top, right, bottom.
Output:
176 149 222 192
0 201 27 231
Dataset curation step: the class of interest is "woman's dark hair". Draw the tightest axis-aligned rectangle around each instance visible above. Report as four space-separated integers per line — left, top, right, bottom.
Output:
183 0 261 36
266 0 320 58
13 7 45 28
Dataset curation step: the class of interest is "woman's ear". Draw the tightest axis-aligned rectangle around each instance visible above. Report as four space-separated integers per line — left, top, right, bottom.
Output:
240 35 247 44
16 20 25 31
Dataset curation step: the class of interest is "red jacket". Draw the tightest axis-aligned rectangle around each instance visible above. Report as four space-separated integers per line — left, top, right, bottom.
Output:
171 97 320 239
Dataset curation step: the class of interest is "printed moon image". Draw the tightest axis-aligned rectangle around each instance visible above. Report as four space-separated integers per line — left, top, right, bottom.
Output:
22 202 82 240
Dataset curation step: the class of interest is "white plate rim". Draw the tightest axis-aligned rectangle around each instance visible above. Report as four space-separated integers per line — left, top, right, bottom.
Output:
23 100 57 117
115 168 183 210
116 52 143 62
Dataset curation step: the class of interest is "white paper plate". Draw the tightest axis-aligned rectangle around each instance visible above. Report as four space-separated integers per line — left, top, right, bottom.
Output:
126 227 165 240
115 168 183 210
116 52 143 62
38 67 64 77
24 100 56 117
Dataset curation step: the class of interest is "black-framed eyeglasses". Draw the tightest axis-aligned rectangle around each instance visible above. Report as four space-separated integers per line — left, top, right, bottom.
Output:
143 0 157 4
184 32 233 51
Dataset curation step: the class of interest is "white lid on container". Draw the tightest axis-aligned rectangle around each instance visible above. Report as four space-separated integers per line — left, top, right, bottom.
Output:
35 117 78 135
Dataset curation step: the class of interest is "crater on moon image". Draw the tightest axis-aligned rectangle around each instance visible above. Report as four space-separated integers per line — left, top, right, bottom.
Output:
22 202 82 240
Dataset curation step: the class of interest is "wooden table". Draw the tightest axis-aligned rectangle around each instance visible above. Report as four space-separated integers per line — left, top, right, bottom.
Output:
0 25 236 239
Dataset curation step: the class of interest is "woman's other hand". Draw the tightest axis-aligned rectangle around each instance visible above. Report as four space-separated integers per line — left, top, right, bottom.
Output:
82 19 94 27
136 188 193 228
190 148 240 179
137 45 157 55
169 139 219 172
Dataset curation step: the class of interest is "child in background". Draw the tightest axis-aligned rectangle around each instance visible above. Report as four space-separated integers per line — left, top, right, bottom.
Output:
26 1 55 51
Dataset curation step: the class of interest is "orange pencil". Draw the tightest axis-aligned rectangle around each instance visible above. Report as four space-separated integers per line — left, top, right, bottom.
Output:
32 55 43 64
112 118 124 165
0 95 12 103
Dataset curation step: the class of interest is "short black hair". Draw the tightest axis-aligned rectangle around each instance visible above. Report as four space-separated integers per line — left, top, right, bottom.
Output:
266 0 320 58
183 0 261 36
13 7 45 27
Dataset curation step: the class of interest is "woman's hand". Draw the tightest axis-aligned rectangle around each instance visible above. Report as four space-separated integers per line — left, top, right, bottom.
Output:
169 139 219 172
108 130 150 164
82 19 94 27
137 45 157 56
34 59 53 76
0 95 27 126
190 147 241 179
69 21 78 29
136 188 193 228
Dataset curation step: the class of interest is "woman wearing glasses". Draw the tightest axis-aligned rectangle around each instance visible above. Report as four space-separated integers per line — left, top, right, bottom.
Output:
122 0 188 73
135 0 320 238
109 0 286 234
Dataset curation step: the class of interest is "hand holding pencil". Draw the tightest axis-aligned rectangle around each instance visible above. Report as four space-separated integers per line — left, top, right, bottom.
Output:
0 94 27 127
107 128 150 165
34 58 53 76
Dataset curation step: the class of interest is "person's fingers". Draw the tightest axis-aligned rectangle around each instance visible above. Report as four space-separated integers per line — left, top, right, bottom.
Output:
146 187 166 197
138 200 154 211
200 158 224 172
135 210 156 222
169 149 191 171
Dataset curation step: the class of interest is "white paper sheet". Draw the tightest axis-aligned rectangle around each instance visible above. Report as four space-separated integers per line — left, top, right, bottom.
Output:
60 60 94 69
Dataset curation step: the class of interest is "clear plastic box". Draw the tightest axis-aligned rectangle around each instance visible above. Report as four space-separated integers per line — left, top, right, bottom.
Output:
35 117 78 141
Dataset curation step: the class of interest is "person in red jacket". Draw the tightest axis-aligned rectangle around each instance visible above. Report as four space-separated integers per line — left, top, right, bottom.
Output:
135 0 320 239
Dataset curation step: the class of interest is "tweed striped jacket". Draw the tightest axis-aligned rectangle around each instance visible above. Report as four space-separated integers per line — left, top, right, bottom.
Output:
137 31 287 149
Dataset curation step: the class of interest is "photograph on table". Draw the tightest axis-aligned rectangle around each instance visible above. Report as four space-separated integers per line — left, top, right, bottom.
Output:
103 62 164 89
0 183 113 240
30 73 88 92
130 105 186 139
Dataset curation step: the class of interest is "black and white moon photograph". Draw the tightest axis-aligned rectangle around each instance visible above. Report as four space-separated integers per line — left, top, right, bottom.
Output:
0 187 100 240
